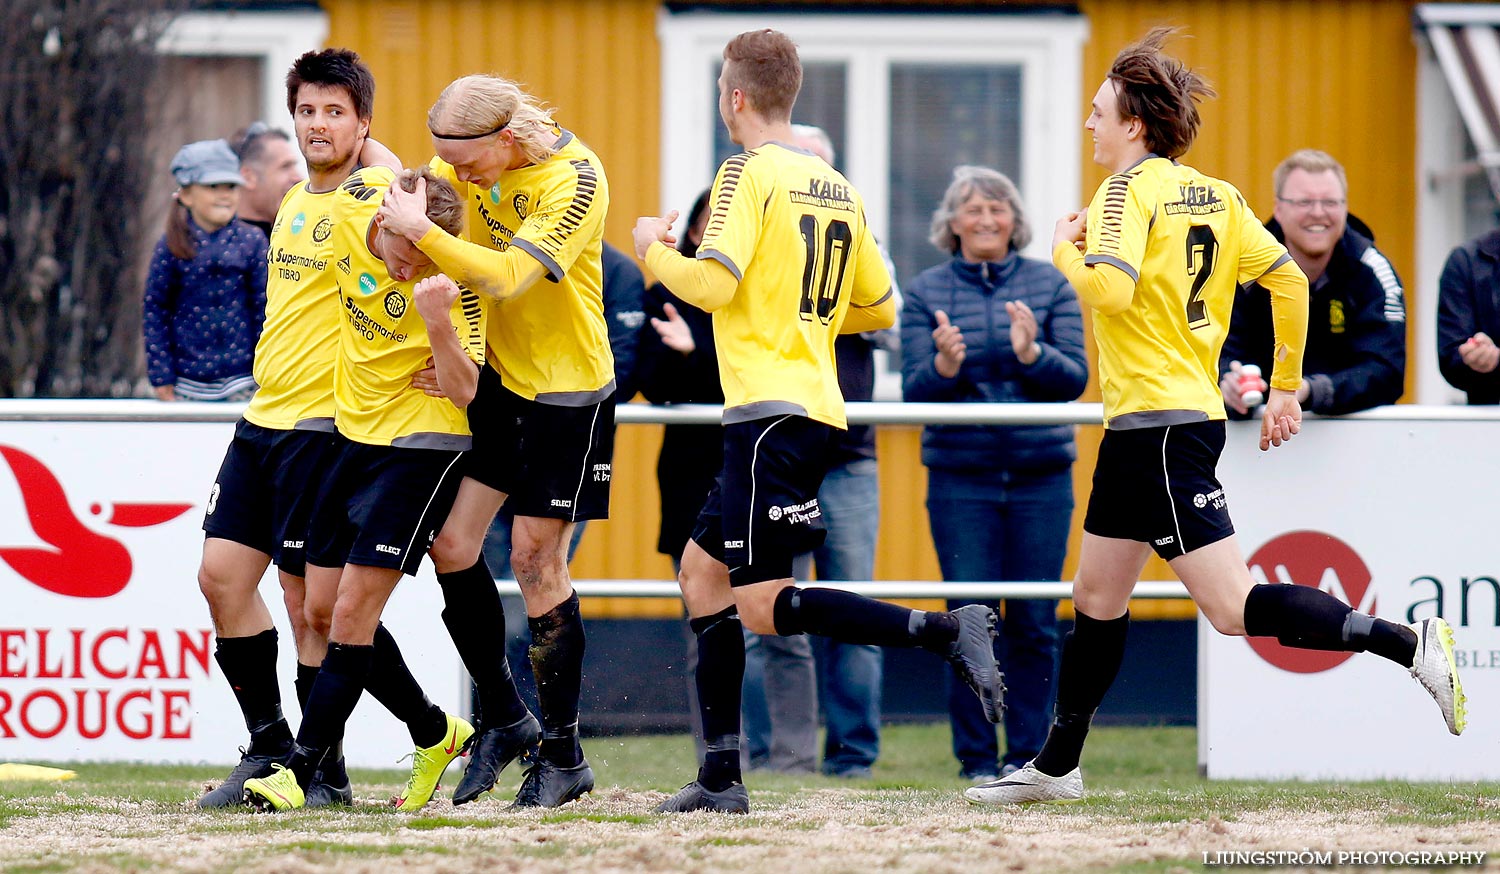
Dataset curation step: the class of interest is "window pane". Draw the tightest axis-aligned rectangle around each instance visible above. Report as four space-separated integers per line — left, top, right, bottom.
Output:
712 62 847 170
888 64 1022 287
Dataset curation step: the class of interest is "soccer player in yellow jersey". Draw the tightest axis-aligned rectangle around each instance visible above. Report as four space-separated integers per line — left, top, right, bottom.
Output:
966 28 1465 808
376 75 611 808
632 29 1005 814
195 49 463 811
244 167 485 812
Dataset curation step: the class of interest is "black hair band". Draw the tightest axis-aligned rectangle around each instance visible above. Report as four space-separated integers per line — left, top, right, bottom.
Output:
430 120 509 141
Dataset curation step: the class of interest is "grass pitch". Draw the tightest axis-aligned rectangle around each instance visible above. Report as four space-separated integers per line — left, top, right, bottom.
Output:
1 725 1495 873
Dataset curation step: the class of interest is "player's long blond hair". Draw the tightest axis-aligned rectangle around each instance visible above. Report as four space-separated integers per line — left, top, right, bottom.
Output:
427 75 559 165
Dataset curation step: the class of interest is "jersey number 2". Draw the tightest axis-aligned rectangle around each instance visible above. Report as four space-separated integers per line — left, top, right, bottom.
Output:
1184 225 1218 330
799 214 853 325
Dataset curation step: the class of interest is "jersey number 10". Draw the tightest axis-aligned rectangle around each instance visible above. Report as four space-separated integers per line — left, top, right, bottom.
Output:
799 214 853 325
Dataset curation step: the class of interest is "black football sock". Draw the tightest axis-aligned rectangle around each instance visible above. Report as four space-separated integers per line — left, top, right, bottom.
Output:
366 623 447 748
292 642 374 785
437 559 531 727
214 630 292 755
771 585 958 650
1244 584 1416 666
691 605 744 792
293 661 344 781
1033 610 1129 778
529 593 586 767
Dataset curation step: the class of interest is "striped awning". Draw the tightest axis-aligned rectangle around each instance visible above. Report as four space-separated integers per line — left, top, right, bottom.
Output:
1418 3 1500 198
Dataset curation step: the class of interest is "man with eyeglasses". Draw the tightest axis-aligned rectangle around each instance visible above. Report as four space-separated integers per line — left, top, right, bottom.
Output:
1219 149 1405 416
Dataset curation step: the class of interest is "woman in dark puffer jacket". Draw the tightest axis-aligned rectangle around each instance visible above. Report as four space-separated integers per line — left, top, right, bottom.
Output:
901 165 1088 782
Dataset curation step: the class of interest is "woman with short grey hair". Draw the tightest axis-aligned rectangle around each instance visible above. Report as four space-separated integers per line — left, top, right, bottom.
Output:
901 164 1088 784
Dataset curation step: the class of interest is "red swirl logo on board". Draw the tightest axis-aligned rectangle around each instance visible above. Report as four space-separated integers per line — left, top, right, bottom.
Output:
1245 530 1376 674
0 446 193 598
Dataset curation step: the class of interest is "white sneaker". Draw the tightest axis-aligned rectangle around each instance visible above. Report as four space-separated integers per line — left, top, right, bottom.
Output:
963 762 1083 806
1409 617 1467 736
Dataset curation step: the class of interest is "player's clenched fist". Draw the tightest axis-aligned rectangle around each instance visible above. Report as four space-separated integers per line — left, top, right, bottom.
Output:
414 273 460 324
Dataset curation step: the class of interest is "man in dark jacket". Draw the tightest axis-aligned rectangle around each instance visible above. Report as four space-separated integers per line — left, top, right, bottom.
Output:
1219 149 1405 416
1437 229 1500 404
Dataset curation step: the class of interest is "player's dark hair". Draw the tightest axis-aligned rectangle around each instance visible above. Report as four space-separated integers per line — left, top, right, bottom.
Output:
1107 27 1215 159
722 29 801 122
399 167 464 237
164 198 197 260
285 48 375 120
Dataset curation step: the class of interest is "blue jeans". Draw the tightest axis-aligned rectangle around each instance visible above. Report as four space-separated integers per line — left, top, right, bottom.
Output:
810 459 882 775
926 467 1070 777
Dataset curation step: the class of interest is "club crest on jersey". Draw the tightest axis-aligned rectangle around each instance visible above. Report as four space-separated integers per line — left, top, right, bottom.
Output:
358 273 378 295
312 217 333 243
290 212 306 234
384 290 407 319
513 193 530 220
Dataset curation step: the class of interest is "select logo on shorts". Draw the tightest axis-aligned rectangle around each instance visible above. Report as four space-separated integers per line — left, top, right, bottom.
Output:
550 499 574 509
768 500 820 524
289 212 306 235
384 291 407 319
1245 530 1375 674
312 217 333 243
358 273 378 296
1193 488 1226 510
375 544 402 557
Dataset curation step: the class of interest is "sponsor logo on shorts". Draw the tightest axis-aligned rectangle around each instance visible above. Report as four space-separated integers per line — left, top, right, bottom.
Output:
283 540 304 549
769 499 820 525
725 540 744 549
375 544 401 556
550 499 574 509
1193 488 1226 510
592 462 611 482
1154 536 1175 547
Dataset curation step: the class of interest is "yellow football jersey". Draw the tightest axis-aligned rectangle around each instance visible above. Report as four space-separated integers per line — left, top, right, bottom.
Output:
330 167 486 449
696 143 892 429
428 130 612 404
244 181 339 431
1084 156 1295 428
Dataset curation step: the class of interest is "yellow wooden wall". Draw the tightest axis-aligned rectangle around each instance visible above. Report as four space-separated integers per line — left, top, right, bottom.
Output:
322 0 1425 620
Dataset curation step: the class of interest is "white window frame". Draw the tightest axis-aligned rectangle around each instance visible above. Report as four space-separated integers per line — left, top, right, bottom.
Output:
657 10 1089 253
158 9 329 128
657 11 1088 399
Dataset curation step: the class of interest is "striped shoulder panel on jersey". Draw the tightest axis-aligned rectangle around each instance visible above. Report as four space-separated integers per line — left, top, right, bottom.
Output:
704 152 752 240
538 159 601 253
1095 172 1135 255
457 285 485 358
341 171 382 202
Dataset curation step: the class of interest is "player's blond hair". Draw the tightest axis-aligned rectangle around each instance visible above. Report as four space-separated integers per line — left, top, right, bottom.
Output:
1273 149 1348 197
1108 27 1215 160
427 75 559 165
928 165 1033 256
398 167 464 237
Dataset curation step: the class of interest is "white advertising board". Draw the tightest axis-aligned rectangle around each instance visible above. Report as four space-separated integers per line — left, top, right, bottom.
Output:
1203 418 1494 780
0 421 460 768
